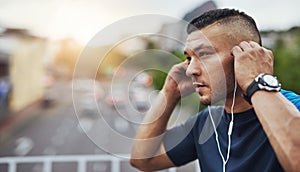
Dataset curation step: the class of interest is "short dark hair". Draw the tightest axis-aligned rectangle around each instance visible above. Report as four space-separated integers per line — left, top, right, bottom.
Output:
187 8 261 45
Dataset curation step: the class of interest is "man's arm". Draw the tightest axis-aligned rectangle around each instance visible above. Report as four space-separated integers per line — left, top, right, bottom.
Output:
252 91 300 172
232 41 300 172
130 89 177 171
130 62 194 171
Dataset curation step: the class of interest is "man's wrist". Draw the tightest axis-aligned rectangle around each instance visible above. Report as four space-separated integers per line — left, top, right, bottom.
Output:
161 87 181 103
243 73 281 104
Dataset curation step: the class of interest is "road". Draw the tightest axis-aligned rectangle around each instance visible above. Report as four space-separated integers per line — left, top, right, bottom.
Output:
0 79 197 172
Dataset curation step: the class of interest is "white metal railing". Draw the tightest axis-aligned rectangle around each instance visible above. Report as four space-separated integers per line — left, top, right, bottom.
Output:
0 154 200 172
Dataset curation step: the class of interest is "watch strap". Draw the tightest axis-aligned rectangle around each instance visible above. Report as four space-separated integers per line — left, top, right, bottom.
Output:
243 78 260 104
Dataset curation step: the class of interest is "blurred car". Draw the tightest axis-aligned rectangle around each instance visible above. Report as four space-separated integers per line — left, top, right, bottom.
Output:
129 73 151 112
72 79 104 116
42 74 56 108
105 89 127 109
0 76 11 118
129 85 150 112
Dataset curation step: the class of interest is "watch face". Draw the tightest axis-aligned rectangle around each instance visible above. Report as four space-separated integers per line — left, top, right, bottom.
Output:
263 74 279 87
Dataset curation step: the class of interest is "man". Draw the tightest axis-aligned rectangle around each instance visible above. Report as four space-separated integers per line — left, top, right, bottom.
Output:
130 9 300 172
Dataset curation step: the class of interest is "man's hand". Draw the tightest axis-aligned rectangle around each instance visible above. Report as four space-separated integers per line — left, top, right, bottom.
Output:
232 41 274 92
162 61 195 99
130 61 194 171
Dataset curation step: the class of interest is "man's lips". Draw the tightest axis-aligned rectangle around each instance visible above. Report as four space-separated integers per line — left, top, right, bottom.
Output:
192 82 205 87
192 82 206 93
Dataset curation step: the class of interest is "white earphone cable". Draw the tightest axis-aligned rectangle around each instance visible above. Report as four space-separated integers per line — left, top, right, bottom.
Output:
208 79 237 172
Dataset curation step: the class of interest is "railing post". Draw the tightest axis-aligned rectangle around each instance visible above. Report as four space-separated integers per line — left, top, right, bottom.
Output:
8 161 16 172
195 160 201 172
111 157 120 172
168 167 177 172
43 159 52 172
78 158 86 172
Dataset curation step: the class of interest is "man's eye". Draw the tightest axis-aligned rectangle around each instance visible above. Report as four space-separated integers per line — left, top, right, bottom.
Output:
198 52 211 57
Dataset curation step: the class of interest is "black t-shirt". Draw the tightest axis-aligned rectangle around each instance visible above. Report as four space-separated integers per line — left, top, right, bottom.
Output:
163 107 284 172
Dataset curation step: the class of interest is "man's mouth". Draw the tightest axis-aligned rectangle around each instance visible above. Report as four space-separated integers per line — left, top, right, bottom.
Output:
192 82 207 93
193 82 205 87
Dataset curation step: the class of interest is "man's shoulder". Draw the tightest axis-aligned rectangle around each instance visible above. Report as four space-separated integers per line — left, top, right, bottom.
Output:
281 89 300 110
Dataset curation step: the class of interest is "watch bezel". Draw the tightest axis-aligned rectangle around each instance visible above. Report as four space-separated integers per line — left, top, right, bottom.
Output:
244 73 281 104
257 74 281 91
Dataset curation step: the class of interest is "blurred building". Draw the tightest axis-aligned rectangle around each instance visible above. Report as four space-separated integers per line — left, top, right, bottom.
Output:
261 27 300 49
51 38 82 79
157 1 217 52
73 44 126 79
0 27 47 117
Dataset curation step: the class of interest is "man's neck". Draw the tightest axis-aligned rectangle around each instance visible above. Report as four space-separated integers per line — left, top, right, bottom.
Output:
224 89 252 114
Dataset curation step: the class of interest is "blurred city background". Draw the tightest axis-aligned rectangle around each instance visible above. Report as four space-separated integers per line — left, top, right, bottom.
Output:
0 0 299 172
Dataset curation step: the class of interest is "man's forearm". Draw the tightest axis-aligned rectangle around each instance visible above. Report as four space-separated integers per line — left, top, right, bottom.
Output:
252 91 300 171
131 89 180 159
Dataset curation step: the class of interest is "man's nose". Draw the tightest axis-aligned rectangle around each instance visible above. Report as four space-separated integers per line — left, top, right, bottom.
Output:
186 59 201 77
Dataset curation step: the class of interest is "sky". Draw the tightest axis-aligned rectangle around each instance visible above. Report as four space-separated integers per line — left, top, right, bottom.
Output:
0 0 299 44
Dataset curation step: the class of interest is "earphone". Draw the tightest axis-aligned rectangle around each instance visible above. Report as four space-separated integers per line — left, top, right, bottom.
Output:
208 79 237 172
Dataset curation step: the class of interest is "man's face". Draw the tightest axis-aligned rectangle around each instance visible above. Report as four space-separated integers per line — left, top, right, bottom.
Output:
184 24 235 105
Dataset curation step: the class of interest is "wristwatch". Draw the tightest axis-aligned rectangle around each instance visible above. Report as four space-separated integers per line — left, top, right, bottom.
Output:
244 73 281 104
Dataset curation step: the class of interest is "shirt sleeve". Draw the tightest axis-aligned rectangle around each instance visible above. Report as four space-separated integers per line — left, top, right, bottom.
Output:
281 89 300 111
163 115 199 166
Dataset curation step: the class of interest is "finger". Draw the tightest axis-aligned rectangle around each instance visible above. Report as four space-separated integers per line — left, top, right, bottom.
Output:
179 60 187 67
174 61 188 72
182 62 188 71
231 45 243 56
239 41 252 51
184 59 189 66
249 41 260 48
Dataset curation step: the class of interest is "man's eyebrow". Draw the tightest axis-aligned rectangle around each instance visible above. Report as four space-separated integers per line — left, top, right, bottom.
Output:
193 44 214 52
184 44 214 56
